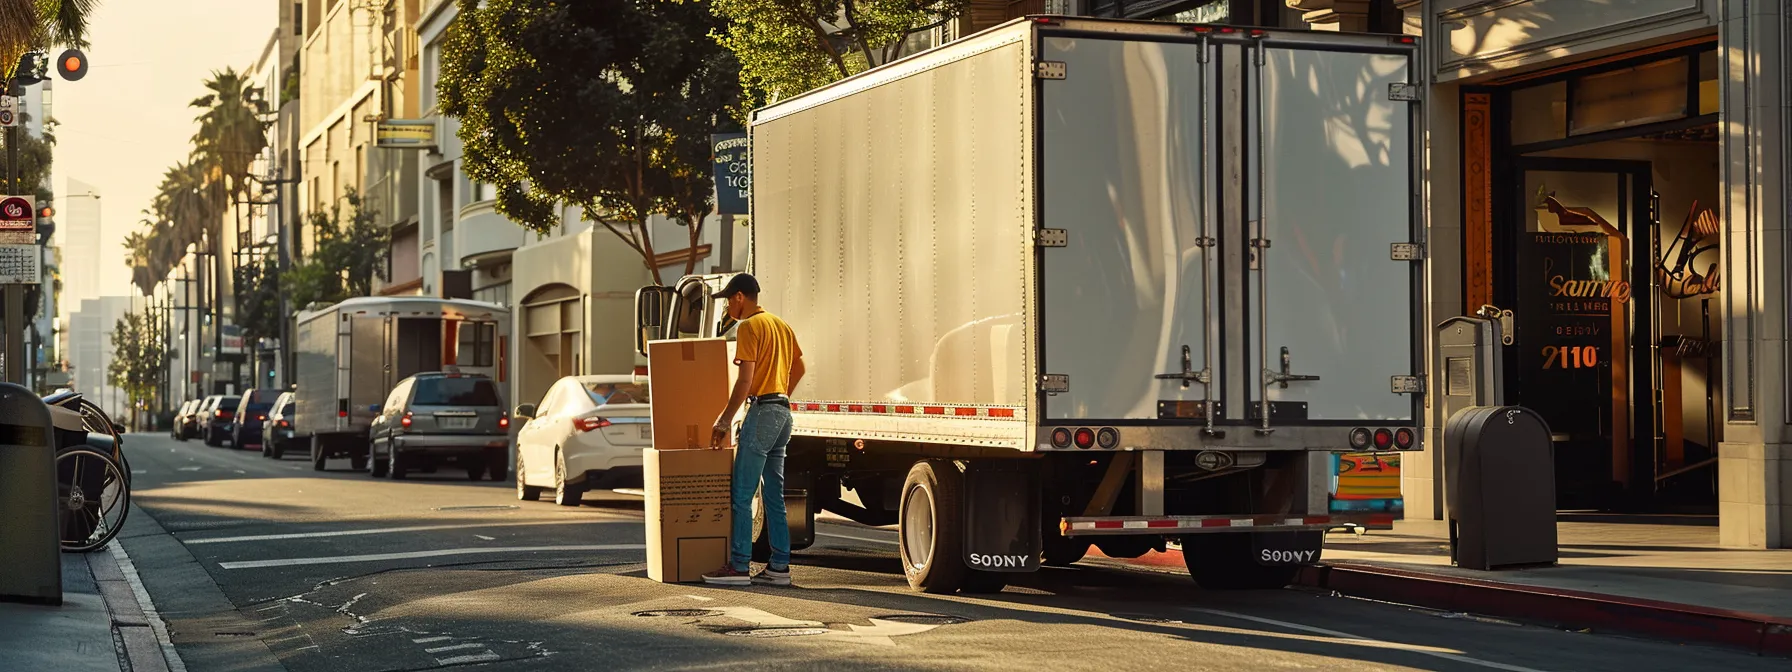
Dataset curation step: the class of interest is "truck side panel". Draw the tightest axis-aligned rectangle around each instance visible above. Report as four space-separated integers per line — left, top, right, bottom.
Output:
293 310 338 436
751 31 1036 449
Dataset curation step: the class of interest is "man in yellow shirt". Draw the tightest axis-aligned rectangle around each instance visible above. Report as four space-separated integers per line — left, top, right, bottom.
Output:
703 273 805 587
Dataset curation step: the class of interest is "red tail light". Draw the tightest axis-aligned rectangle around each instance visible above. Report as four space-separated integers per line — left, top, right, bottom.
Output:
401 411 413 429
1372 428 1394 450
215 410 232 418
574 417 611 432
1073 428 1095 449
276 420 289 428
257 415 266 421
339 410 348 418
499 415 510 429
1394 427 1415 449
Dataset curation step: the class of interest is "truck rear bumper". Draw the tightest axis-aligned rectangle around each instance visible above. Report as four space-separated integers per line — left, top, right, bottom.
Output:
1061 512 1395 537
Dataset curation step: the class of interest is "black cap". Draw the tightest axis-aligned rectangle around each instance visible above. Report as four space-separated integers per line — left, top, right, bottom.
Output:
715 273 760 299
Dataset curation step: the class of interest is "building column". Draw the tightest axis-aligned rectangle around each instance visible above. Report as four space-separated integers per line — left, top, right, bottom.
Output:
1717 0 1790 548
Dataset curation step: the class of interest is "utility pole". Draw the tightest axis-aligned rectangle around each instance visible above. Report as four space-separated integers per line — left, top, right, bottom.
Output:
3 95 23 385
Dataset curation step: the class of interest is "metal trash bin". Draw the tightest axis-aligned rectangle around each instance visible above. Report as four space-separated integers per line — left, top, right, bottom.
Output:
1445 405 1557 570
0 383 61 605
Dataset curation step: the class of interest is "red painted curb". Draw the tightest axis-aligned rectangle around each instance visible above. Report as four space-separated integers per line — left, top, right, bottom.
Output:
1298 562 1792 657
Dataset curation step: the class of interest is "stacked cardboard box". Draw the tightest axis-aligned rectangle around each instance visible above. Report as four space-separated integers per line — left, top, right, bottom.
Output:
644 338 735 583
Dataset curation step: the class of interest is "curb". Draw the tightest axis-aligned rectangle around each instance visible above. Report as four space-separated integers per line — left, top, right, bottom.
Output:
1297 561 1792 658
89 549 176 672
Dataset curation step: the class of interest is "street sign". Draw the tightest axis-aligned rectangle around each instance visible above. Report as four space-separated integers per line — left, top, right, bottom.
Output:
0 97 16 128
0 245 41 284
712 133 749 215
0 196 34 245
376 120 435 149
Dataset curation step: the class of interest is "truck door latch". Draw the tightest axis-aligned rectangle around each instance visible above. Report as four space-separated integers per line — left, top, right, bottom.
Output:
1155 345 1210 388
1266 346 1321 389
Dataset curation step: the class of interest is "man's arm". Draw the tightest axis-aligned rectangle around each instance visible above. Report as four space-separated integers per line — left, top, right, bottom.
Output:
788 355 806 396
712 360 756 449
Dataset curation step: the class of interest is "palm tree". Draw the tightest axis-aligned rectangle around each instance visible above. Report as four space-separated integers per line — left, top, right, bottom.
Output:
190 68 269 214
0 1 99 78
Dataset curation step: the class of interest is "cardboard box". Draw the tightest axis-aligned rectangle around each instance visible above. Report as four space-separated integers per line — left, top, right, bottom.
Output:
644 447 735 582
647 338 734 450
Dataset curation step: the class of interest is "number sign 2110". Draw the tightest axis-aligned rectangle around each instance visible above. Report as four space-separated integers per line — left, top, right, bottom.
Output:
1541 345 1598 369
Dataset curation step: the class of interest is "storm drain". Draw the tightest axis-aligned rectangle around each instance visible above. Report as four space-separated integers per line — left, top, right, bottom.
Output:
722 628 833 638
873 614 970 626
633 609 724 618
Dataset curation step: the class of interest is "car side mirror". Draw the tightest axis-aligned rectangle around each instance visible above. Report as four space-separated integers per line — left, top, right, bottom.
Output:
635 285 675 358
514 404 536 420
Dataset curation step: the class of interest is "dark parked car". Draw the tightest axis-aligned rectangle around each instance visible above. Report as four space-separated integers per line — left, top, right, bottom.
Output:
201 394 242 447
264 392 298 459
232 389 282 450
172 399 200 440
368 372 510 481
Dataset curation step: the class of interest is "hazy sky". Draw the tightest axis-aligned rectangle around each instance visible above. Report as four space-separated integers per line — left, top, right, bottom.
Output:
51 0 277 305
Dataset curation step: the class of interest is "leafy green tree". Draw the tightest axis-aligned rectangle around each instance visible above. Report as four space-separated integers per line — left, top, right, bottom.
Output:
107 308 167 431
0 0 99 75
437 0 740 285
232 252 280 348
283 189 390 307
711 0 966 107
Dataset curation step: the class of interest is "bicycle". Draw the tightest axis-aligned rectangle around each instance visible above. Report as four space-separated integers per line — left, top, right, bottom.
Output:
43 390 132 553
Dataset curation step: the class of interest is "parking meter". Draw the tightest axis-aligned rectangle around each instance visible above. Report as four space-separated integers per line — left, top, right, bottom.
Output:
0 382 60 605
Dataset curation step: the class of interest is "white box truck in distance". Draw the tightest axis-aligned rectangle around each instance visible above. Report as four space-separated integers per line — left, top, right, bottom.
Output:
637 16 1427 594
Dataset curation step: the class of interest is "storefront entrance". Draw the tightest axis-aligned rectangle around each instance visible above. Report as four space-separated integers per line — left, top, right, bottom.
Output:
1470 41 1722 514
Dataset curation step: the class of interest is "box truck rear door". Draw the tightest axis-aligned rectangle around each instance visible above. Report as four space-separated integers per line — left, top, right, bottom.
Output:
1039 36 1219 422
1245 38 1420 427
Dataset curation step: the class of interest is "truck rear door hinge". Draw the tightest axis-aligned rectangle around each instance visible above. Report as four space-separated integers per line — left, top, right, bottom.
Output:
1040 374 1070 395
1391 375 1424 395
1036 61 1067 80
1390 243 1424 261
1038 228 1068 247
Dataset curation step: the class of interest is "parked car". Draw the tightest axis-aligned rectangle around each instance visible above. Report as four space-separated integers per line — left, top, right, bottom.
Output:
264 392 299 459
200 394 242 447
172 400 199 440
230 389 282 451
368 371 510 481
514 374 651 506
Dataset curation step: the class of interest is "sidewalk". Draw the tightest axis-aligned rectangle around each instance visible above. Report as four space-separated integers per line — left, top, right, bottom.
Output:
1303 519 1792 656
0 548 178 672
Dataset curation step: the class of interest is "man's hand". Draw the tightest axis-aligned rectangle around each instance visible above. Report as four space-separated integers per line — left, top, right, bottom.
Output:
709 421 730 449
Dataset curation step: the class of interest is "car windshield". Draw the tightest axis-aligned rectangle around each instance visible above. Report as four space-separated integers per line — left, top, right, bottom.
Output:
219 397 241 410
586 382 648 405
411 377 501 406
245 403 274 414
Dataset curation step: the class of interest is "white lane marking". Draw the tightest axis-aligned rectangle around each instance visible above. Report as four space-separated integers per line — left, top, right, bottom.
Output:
233 470 246 474
818 530 900 546
424 643 486 653
132 470 148 475
436 652 500 665
177 466 202 471
1187 608 1553 672
186 520 635 544
824 618 944 646
412 636 452 644
685 595 715 602
711 606 822 627
474 535 495 541
612 488 646 497
218 544 645 569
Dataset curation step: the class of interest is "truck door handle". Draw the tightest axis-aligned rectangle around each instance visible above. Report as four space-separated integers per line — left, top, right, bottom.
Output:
1155 345 1210 388
1267 346 1321 389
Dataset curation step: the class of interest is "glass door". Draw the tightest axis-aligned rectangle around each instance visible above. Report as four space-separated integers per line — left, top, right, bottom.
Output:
1508 159 1654 508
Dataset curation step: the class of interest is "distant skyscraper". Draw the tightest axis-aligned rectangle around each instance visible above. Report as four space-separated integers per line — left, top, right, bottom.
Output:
60 178 103 317
70 296 132 418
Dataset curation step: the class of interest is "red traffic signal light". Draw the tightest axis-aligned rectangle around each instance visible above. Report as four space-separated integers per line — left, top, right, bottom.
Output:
37 206 52 218
57 49 86 81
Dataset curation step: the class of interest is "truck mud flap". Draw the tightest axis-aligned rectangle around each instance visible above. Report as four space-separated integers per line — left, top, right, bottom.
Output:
963 461 1040 573
1250 530 1324 566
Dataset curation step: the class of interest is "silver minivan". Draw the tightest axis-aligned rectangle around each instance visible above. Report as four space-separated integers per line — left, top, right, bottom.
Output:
368 371 510 481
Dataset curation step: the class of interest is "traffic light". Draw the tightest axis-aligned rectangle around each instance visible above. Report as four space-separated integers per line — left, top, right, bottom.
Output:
35 205 53 242
56 49 86 82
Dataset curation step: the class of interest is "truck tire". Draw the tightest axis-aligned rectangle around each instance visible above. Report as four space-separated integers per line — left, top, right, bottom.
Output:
898 460 971 594
1041 528 1090 567
1181 532 1305 590
516 453 542 501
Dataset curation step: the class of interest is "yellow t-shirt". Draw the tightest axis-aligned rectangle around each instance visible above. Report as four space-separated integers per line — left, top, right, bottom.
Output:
734 309 802 397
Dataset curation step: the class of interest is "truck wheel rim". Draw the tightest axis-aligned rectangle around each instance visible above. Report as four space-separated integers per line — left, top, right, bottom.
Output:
902 485 934 570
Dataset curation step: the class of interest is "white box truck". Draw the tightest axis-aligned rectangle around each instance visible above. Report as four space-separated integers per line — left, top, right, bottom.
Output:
636 16 1427 593
294 297 512 472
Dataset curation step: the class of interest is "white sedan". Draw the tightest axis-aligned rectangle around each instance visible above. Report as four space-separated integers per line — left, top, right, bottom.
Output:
514 374 652 506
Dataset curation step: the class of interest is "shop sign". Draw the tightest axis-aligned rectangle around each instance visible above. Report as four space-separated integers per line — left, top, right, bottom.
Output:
1655 202 1720 299
221 325 245 356
712 133 749 215
376 120 436 149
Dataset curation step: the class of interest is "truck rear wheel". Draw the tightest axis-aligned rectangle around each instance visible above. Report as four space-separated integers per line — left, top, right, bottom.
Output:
1041 527 1090 567
1181 532 1306 590
898 460 971 594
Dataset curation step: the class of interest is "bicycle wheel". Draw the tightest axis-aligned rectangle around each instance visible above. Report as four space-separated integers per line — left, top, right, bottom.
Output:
56 446 131 553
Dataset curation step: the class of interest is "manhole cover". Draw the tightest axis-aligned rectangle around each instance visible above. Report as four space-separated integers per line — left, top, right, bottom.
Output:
872 614 969 625
722 628 833 638
432 505 520 511
634 609 724 618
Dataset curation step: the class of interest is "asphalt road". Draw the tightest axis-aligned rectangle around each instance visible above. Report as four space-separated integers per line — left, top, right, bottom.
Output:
114 433 1784 672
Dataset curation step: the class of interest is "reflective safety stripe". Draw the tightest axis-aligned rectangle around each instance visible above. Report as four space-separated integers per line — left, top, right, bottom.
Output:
1063 513 1396 532
788 401 1026 420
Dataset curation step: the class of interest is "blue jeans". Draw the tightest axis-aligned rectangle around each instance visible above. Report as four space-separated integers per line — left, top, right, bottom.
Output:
730 402 793 571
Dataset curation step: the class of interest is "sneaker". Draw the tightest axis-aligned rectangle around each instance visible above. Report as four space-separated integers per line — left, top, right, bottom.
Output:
751 566 792 587
702 565 750 586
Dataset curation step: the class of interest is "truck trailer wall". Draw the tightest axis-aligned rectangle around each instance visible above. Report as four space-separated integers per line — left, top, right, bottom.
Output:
293 309 338 436
751 29 1035 447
